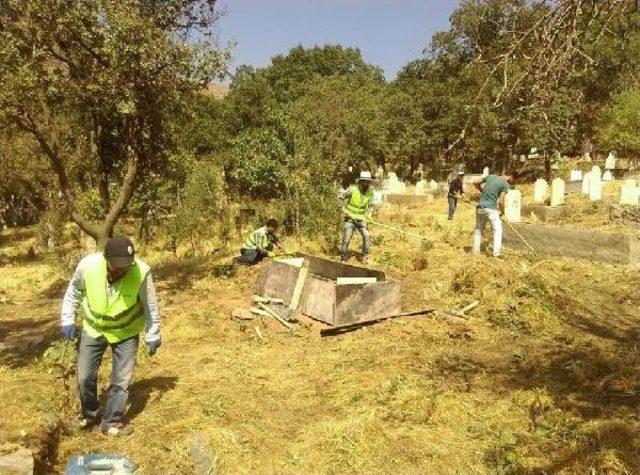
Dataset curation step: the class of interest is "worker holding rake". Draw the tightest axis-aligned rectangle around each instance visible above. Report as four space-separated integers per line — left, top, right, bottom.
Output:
60 236 161 437
340 171 375 263
472 170 517 258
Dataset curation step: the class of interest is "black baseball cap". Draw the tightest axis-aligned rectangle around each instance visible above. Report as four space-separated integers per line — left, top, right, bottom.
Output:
104 235 135 268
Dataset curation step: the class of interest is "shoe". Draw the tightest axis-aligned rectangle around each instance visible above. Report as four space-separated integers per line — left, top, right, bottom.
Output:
74 414 97 430
101 422 133 437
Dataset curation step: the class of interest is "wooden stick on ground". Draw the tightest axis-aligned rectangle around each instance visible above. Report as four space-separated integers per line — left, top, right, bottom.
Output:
258 303 295 329
320 308 435 337
504 220 537 254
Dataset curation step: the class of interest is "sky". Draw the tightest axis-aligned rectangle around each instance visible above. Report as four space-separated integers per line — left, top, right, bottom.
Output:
216 0 458 80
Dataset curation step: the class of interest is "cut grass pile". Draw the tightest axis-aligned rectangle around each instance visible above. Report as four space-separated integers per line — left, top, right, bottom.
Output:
1 194 640 473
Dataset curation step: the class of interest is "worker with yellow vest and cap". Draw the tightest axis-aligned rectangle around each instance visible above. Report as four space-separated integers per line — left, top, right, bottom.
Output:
60 235 161 437
239 218 283 265
340 171 375 263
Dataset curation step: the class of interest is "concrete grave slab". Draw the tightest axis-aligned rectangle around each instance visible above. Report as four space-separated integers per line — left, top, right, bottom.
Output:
503 222 640 265
521 205 575 223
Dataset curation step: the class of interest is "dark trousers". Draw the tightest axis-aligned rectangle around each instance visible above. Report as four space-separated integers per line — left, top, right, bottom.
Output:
239 244 273 265
448 196 458 220
76 330 139 427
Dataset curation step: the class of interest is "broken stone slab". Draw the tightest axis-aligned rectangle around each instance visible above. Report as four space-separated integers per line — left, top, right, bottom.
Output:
0 448 34 475
503 222 640 265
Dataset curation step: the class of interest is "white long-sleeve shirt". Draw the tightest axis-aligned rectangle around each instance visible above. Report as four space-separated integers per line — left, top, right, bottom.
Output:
60 255 161 342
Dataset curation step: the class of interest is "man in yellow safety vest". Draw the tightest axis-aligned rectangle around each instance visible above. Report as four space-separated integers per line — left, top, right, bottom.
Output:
60 235 161 437
340 171 375 263
239 218 282 265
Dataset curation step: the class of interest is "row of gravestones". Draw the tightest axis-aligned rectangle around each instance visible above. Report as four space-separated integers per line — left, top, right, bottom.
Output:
569 169 614 183
533 168 639 208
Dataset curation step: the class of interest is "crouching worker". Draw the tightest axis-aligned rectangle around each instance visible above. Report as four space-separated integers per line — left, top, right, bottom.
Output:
340 171 375 263
60 236 161 437
239 219 282 265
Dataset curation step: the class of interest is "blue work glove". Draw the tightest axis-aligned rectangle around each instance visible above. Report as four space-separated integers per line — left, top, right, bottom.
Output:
145 339 161 356
61 324 76 341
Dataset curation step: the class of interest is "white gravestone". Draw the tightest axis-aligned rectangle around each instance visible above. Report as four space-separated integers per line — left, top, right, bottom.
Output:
602 170 613 181
415 180 426 196
384 173 406 194
372 190 384 205
619 182 639 205
533 178 548 204
504 189 521 222
428 179 438 191
581 172 591 194
550 178 565 206
605 152 616 170
482 166 489 177
570 170 583 181
589 166 602 201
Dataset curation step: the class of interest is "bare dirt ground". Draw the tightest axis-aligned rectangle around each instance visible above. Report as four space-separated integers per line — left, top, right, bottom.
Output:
1 195 640 473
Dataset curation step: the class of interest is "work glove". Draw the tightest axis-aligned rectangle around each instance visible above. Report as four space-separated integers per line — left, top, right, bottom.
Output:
61 324 76 341
145 339 161 356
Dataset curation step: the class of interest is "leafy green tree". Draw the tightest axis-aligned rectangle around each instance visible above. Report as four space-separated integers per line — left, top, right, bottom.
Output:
597 88 640 155
0 0 228 246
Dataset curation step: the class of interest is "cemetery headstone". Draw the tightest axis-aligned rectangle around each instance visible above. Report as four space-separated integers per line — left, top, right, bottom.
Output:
504 190 521 222
605 152 616 170
602 170 613 181
589 166 602 201
619 182 639 205
570 170 583 181
482 166 489 177
533 178 548 204
581 172 591 194
550 178 565 206
414 180 426 196
384 172 407 194
428 179 438 191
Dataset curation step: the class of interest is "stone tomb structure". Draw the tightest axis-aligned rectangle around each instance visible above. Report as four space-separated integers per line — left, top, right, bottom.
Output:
254 253 401 327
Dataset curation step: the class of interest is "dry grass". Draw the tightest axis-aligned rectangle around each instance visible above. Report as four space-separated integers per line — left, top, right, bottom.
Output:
2 192 640 473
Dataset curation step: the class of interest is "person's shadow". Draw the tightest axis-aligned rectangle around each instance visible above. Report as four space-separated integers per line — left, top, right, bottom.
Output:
125 375 178 422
